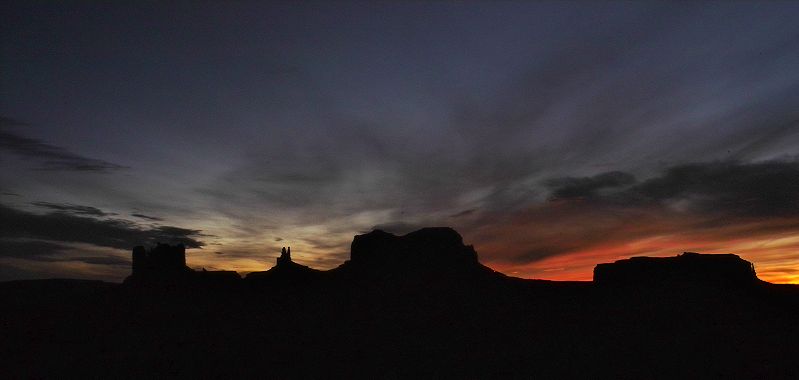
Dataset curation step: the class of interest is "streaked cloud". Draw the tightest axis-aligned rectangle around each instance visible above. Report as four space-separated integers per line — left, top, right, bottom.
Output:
0 117 127 172
469 160 799 283
1 2 798 282
0 203 205 252
131 213 164 221
31 201 116 217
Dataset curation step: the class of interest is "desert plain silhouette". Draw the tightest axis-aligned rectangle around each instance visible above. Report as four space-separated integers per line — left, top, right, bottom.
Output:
2 227 798 378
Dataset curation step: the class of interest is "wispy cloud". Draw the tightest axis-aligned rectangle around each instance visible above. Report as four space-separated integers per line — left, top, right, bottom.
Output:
0 203 205 252
131 213 164 221
546 172 636 200
0 117 127 172
544 160 799 218
2 3 799 283
31 201 116 217
468 160 799 282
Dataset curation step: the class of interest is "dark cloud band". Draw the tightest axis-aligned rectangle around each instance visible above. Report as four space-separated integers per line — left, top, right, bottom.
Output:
546 160 799 218
0 203 204 253
0 117 127 172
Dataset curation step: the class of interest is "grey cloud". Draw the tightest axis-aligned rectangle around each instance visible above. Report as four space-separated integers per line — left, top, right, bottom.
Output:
205 7 799 233
0 116 127 172
0 239 69 258
444 7 799 180
0 203 205 250
152 226 211 242
301 236 352 251
0 238 128 266
449 208 477 218
546 160 799 218
31 202 116 217
546 171 636 199
464 159 799 265
131 213 164 221
368 222 429 235
70 256 130 266
627 160 799 217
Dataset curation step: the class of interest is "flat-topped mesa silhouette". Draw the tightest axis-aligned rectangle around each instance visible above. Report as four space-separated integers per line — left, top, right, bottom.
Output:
127 243 193 281
132 243 187 274
9 228 799 379
334 227 498 282
125 243 239 285
123 228 765 290
6 243 798 380
593 252 758 287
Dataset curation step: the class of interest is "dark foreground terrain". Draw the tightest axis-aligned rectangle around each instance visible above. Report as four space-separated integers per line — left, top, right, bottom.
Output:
2 228 798 379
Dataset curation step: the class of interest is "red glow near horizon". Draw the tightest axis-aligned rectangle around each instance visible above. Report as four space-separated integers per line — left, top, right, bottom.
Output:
484 234 799 284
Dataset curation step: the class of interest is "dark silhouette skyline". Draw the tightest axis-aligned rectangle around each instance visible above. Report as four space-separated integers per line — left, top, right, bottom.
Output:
2 2 798 377
2 2 799 284
2 226 798 378
121 227 777 288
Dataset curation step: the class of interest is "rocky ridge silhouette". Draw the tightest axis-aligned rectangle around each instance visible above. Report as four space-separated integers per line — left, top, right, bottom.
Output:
3 226 798 379
594 251 759 287
126 227 766 290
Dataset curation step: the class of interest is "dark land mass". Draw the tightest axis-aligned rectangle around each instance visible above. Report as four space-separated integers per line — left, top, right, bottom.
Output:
2 227 798 378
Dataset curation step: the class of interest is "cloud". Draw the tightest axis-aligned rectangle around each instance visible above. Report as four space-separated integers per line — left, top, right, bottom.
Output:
546 171 636 199
70 256 130 266
0 239 69 258
131 213 164 221
368 222 429 235
0 238 130 281
543 160 799 217
194 5 799 243
449 208 477 218
0 116 127 172
625 160 799 217
3 5 799 282
467 159 799 282
0 203 205 251
152 226 210 242
31 201 116 217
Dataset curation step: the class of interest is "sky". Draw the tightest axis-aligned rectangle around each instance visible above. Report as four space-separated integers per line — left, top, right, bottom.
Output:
1 1 799 283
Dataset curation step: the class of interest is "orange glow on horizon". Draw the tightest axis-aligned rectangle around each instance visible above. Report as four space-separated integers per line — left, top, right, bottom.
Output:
182 212 799 285
484 234 799 284
469 205 799 285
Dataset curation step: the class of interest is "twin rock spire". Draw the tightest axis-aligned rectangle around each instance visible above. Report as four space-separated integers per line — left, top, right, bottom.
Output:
277 246 291 265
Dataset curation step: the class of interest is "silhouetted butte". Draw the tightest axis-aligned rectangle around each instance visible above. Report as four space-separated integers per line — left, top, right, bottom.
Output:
2 226 798 379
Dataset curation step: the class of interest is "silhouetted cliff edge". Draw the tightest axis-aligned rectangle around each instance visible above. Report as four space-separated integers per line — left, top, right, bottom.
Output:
594 252 758 287
330 227 501 283
124 243 239 286
3 227 799 379
124 228 768 290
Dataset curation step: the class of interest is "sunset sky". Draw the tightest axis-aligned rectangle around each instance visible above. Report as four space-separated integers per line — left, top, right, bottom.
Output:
1 2 798 283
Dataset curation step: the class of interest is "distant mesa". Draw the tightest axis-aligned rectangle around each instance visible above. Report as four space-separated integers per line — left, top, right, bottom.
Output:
130 243 193 279
593 252 758 287
336 227 498 282
349 228 479 270
125 243 239 285
124 228 763 289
